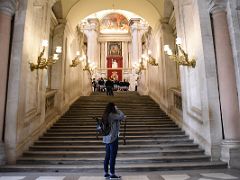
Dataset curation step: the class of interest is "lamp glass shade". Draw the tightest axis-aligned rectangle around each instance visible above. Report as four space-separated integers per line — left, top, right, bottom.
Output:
42 40 48 47
56 46 62 53
164 45 170 52
176 37 182 45
53 54 59 60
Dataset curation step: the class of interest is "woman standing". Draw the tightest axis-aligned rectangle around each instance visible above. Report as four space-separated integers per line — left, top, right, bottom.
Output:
102 102 125 179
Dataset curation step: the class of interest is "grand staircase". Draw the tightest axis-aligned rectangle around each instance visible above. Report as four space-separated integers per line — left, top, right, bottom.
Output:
2 92 227 172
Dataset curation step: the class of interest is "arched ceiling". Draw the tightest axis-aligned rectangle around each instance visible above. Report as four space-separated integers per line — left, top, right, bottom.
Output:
57 0 171 29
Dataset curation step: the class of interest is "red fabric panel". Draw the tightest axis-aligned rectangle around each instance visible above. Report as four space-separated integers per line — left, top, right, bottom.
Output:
107 56 123 68
107 69 122 81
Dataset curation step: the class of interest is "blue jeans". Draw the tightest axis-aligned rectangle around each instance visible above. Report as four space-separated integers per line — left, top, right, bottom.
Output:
104 138 118 175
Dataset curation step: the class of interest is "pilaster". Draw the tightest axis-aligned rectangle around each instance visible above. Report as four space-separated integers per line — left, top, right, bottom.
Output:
0 0 16 165
209 0 240 168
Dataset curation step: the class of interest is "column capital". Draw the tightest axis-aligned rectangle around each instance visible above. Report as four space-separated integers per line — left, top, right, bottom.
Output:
209 0 227 14
129 18 141 26
130 18 148 33
0 0 16 16
80 18 99 33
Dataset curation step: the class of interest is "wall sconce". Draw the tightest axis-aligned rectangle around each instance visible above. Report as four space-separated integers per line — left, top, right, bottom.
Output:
164 37 196 68
83 60 97 76
70 51 86 67
29 40 62 71
141 50 158 66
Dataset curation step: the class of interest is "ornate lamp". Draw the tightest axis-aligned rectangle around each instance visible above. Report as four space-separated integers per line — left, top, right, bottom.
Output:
70 51 85 67
84 61 97 76
29 40 62 71
141 50 158 66
133 59 146 75
164 37 196 68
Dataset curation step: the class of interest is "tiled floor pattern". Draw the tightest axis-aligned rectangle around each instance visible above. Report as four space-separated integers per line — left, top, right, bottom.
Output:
0 172 239 180
0 173 240 180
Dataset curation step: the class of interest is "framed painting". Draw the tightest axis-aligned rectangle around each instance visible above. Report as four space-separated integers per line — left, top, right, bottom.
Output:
108 41 122 56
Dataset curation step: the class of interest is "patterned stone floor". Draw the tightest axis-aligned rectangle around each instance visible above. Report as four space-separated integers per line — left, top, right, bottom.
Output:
0 169 240 180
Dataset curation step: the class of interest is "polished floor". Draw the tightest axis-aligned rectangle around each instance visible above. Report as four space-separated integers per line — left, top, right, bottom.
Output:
0 169 240 180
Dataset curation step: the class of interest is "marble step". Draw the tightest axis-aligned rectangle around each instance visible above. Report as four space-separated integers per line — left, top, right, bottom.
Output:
50 124 178 128
14 92 228 172
71 106 158 109
17 155 211 165
47 127 181 132
43 130 185 137
22 149 205 158
60 116 170 120
58 117 172 121
34 139 194 145
40 134 190 140
54 122 175 126
28 144 199 152
1 161 227 172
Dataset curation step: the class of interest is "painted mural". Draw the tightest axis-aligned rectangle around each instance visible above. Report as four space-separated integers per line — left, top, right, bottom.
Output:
100 13 129 33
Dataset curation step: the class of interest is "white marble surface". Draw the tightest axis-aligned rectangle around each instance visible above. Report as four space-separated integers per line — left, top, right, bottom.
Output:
201 173 238 179
0 170 240 180
35 176 65 180
0 177 25 180
161 174 190 180
79 176 149 180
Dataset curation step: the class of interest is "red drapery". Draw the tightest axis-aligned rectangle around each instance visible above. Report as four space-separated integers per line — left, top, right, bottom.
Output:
107 56 123 81
107 69 122 81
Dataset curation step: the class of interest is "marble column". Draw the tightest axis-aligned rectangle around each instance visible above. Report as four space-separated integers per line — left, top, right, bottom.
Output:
130 18 141 64
0 0 16 165
130 18 148 94
83 18 99 67
81 18 99 94
209 0 240 168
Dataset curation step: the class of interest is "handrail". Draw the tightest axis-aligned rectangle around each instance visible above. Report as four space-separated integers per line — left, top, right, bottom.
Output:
123 117 127 145
93 116 100 140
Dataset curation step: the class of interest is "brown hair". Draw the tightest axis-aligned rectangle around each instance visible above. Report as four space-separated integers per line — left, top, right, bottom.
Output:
102 102 117 123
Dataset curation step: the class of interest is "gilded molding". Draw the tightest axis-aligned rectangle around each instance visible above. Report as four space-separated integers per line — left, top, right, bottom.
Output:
0 0 16 16
209 0 227 14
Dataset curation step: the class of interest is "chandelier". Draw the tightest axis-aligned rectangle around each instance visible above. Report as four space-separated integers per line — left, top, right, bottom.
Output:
29 40 62 71
164 37 196 68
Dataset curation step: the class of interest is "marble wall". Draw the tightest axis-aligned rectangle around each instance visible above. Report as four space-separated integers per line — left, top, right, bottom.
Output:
170 0 222 159
141 0 223 160
4 0 88 163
